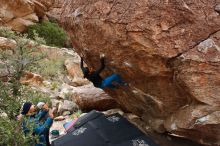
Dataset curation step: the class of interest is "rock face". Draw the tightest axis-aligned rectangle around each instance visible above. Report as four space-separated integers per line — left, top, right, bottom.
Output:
0 37 16 50
72 83 119 111
46 0 63 21
20 72 44 85
60 0 220 145
0 0 53 32
58 100 78 113
64 58 84 78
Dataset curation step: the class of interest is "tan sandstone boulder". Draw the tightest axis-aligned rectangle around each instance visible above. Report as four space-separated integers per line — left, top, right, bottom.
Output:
72 83 119 111
60 0 220 145
0 37 17 50
46 0 64 21
20 71 44 85
0 0 53 32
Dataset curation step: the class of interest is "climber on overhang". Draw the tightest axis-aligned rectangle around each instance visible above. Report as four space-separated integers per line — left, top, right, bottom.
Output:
80 53 126 89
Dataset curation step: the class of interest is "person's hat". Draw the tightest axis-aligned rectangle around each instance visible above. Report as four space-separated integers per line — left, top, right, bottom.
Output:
21 102 32 115
37 102 45 109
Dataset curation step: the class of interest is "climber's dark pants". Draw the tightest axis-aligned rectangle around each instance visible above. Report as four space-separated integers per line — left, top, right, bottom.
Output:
101 74 124 89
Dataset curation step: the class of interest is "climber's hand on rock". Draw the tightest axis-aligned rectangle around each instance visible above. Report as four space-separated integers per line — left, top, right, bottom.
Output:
79 52 84 58
100 53 105 59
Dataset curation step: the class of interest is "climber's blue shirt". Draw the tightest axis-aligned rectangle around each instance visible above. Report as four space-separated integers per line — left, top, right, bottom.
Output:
22 110 53 146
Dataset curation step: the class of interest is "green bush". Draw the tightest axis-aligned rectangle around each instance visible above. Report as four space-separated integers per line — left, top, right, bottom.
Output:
0 83 50 146
0 27 16 39
0 27 46 96
70 110 82 119
64 92 73 100
0 27 49 145
51 82 59 90
27 21 67 47
0 117 29 146
34 57 66 80
23 87 51 107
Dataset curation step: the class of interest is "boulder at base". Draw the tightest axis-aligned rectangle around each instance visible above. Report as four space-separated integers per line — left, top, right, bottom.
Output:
72 84 119 111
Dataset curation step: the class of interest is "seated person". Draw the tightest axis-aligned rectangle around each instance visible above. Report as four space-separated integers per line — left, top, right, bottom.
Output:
20 102 53 146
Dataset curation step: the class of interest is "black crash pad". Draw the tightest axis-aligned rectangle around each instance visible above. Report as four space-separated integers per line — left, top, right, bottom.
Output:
51 110 159 146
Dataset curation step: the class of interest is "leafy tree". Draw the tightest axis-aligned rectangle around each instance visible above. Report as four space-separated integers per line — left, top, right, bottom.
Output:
35 57 66 80
27 21 67 47
0 27 48 145
0 27 46 96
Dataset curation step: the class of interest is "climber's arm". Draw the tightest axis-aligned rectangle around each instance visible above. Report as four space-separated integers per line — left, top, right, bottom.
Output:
80 57 87 73
34 117 53 135
95 57 105 74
